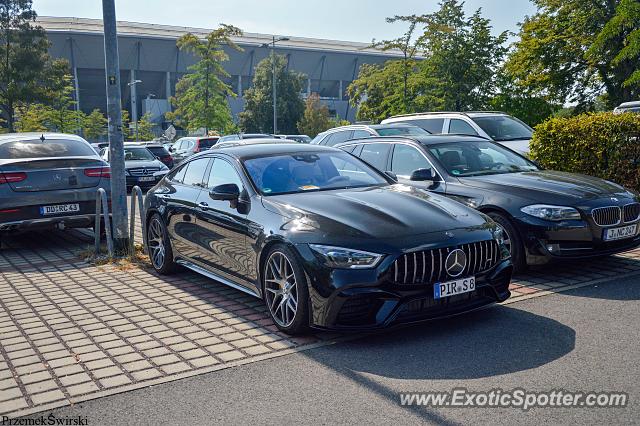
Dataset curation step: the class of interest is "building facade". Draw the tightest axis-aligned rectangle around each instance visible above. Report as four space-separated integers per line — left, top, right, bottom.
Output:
39 17 399 131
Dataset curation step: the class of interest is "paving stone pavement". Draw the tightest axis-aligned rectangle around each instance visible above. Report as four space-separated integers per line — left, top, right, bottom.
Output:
0 228 639 417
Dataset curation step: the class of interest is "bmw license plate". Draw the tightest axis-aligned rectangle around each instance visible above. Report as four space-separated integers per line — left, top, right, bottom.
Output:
434 276 476 300
603 224 637 241
138 176 155 182
40 204 80 216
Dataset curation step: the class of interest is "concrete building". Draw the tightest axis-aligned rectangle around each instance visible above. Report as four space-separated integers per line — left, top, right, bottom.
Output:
38 16 399 131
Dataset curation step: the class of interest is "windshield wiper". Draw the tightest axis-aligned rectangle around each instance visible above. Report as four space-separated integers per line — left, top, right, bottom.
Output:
493 136 531 142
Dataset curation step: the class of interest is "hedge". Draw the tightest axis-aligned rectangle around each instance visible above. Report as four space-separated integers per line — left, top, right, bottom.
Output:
530 112 640 192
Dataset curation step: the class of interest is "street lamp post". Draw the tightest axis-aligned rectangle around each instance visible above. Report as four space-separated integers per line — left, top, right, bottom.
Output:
127 79 142 141
261 36 289 134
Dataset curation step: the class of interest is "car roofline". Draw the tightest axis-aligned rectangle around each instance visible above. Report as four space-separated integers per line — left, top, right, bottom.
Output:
386 111 509 119
335 134 491 147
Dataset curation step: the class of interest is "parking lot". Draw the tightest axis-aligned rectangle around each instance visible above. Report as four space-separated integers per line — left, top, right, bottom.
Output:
1 223 639 417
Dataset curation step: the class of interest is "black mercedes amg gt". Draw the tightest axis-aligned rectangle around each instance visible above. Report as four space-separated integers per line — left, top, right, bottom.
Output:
143 143 512 334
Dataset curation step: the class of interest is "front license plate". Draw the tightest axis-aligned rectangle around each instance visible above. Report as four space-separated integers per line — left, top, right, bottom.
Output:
40 203 80 216
138 176 155 182
603 224 637 241
434 276 476 300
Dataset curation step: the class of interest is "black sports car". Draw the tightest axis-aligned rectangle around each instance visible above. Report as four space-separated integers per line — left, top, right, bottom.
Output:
143 143 512 334
337 136 640 272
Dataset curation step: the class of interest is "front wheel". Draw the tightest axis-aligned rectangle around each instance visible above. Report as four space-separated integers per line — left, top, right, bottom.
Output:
147 214 177 274
263 245 310 335
487 212 526 273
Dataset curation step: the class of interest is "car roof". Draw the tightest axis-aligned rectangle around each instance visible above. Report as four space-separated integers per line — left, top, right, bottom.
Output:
323 123 423 134
616 101 640 108
0 132 89 144
336 134 491 147
385 111 509 120
203 142 339 159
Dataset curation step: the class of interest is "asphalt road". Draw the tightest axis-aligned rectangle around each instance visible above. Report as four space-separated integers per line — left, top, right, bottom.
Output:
46 276 639 425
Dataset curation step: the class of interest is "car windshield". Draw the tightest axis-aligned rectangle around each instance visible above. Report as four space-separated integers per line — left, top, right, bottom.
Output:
147 146 169 156
124 147 155 161
471 115 533 141
0 138 96 159
376 126 431 136
243 151 388 195
428 141 539 177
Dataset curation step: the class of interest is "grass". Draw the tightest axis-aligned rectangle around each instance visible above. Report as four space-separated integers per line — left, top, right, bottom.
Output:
79 242 152 271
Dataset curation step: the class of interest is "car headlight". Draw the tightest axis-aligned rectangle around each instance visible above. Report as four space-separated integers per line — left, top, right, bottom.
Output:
520 204 581 221
492 226 504 244
309 244 384 269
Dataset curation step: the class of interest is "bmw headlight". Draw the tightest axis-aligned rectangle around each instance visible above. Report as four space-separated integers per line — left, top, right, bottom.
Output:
309 245 384 269
520 204 581 221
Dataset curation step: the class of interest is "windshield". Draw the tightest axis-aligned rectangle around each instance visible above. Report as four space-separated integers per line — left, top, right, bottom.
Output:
243 151 388 195
124 147 155 161
0 139 96 159
428 141 539 177
471 115 532 141
376 126 431 137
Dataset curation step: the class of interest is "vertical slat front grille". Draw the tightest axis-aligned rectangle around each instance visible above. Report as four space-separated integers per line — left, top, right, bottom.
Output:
591 206 621 226
392 240 500 285
623 203 640 223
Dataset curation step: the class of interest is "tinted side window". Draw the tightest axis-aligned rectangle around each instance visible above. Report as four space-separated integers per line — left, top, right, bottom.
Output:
324 131 353 146
182 158 210 187
206 159 244 190
167 163 189 183
391 144 431 176
402 119 445 134
198 138 218 149
359 143 391 170
449 119 478 135
352 130 372 139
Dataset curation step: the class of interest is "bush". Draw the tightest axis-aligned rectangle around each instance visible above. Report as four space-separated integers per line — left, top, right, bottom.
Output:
530 112 640 192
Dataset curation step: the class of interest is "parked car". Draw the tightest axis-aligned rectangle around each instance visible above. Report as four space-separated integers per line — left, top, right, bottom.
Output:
213 138 293 149
217 133 273 144
99 143 169 189
170 136 220 163
0 133 111 241
144 143 512 334
311 123 430 146
381 112 533 156
337 135 640 272
90 142 109 153
613 101 640 114
137 141 174 169
281 135 312 143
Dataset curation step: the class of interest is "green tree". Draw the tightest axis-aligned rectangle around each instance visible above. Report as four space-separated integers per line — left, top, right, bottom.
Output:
40 59 84 133
121 109 131 141
167 25 242 133
296 93 332 137
348 0 508 122
506 0 640 109
83 109 107 141
239 54 306 134
14 103 48 132
0 0 51 132
135 113 156 141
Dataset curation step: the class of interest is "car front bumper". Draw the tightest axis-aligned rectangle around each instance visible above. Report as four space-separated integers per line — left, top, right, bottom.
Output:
294 244 513 331
513 215 640 264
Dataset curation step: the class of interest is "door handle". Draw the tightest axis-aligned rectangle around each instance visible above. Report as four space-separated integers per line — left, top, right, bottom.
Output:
157 194 171 200
198 201 210 211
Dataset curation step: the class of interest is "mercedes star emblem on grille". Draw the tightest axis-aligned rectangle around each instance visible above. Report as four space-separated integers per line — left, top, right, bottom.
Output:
445 249 467 277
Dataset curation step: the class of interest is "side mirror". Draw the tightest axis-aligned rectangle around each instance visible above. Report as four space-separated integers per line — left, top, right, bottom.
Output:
410 168 436 181
384 171 398 182
209 183 240 201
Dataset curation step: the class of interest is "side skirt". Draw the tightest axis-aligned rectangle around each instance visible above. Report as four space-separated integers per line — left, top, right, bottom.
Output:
176 259 261 299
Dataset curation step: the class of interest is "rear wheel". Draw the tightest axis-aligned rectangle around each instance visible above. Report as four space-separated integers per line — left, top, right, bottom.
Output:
263 245 310 335
147 213 177 274
487 212 526 273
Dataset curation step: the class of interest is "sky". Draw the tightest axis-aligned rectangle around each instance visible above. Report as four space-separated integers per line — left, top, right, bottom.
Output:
33 0 537 43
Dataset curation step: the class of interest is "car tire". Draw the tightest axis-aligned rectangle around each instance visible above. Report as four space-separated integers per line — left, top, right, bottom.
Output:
147 213 177 275
262 244 310 335
487 212 527 273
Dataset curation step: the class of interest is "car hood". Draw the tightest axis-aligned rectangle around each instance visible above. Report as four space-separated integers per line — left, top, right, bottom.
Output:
459 170 634 204
261 184 492 241
124 159 166 170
